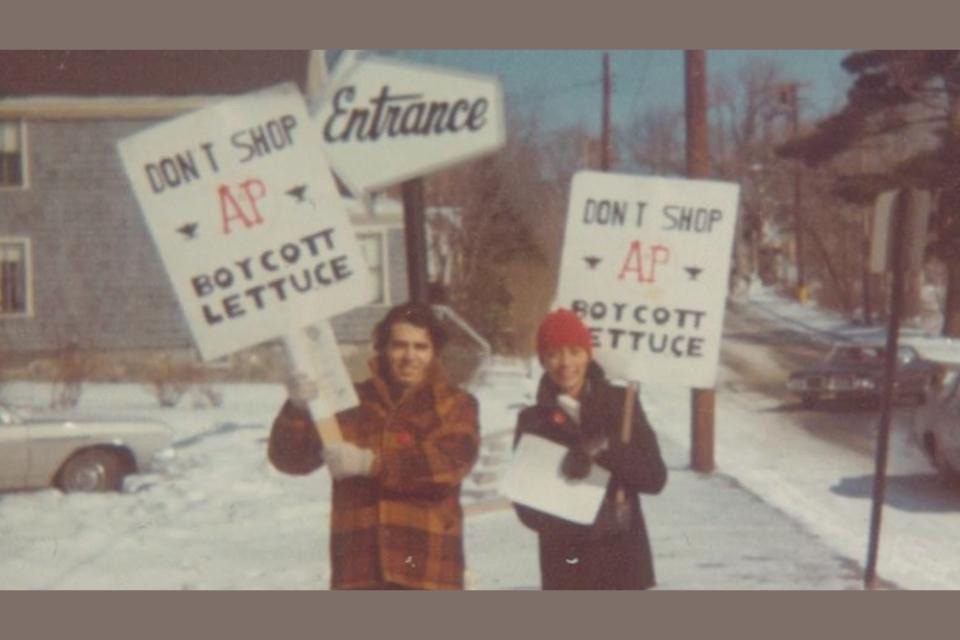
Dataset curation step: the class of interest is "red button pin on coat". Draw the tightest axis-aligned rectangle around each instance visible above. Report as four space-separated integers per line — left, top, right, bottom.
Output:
396 431 414 446
551 410 566 425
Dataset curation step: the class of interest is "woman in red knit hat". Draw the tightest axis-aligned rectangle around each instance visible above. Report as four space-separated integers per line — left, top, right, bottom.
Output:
512 308 667 590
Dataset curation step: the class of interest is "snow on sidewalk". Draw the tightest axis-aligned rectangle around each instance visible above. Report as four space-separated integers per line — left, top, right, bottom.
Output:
463 426 868 590
0 336 891 590
465 356 871 590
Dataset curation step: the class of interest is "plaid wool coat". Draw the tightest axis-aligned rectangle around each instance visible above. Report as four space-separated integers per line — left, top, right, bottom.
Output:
268 360 480 590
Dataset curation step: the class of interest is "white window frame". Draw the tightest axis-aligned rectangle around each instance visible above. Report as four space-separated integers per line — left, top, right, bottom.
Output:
0 236 33 318
357 229 390 306
0 119 28 191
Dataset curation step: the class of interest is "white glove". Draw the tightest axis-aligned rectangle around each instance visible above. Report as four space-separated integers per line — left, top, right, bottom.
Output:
323 442 376 479
285 372 319 410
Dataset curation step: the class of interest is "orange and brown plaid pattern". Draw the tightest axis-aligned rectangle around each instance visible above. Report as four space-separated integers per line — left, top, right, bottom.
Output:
268 361 480 590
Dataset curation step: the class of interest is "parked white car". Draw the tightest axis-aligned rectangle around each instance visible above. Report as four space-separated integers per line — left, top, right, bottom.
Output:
0 402 174 493
913 367 960 485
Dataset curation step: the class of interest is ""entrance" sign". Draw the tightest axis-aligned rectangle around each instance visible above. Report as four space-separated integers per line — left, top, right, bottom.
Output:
315 56 506 194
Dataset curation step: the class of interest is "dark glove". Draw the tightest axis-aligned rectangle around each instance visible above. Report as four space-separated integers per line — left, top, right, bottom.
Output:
560 445 592 480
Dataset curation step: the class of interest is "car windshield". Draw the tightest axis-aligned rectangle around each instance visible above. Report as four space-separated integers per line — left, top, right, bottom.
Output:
829 346 884 364
827 344 916 365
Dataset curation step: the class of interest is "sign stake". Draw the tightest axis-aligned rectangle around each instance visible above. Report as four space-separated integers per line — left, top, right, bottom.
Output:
615 381 637 526
864 189 908 589
282 328 344 445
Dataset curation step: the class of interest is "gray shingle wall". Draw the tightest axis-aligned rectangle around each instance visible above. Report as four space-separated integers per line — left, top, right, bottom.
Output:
0 118 192 353
330 305 389 343
0 117 409 355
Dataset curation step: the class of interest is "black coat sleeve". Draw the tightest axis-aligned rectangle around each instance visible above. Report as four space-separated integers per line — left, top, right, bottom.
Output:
594 393 667 495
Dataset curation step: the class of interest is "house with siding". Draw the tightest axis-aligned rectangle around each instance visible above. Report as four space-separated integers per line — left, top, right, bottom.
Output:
0 51 407 380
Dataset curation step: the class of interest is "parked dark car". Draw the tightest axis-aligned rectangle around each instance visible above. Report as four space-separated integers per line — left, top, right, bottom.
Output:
786 343 940 408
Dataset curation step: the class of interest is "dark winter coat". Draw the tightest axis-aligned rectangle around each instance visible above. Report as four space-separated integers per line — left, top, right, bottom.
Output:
268 359 480 590
512 361 667 590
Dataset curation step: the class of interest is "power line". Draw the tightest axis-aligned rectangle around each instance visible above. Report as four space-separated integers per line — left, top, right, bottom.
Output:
506 77 604 106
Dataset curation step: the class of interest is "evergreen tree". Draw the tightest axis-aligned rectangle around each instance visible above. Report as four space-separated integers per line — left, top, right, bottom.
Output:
779 50 960 334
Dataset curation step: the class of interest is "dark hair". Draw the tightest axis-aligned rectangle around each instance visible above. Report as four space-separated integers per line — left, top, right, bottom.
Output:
373 302 448 353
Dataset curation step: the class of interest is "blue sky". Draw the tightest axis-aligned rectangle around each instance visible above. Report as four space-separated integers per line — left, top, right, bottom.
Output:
381 49 853 136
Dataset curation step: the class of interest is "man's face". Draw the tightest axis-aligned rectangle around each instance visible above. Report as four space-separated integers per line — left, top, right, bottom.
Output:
384 321 435 389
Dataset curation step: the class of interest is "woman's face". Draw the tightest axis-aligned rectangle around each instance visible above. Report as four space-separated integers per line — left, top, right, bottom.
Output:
542 345 590 397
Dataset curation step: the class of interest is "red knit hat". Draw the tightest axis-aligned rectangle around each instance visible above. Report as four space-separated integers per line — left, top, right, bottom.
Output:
536 308 593 359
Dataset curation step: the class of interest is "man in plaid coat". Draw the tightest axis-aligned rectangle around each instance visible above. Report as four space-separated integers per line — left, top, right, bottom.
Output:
268 302 480 589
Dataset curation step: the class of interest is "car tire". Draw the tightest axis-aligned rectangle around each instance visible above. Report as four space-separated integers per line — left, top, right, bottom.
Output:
57 449 125 493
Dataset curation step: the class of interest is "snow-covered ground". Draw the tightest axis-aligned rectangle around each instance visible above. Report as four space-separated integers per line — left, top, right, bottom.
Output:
2 286 960 589
670 287 960 590
0 376 545 590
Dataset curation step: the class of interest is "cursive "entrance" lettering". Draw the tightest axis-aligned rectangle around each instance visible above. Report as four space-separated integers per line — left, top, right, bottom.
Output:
323 85 489 143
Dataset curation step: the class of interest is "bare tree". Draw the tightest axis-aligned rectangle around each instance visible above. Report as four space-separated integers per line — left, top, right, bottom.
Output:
706 59 796 294
711 59 789 169
423 114 555 353
620 105 684 176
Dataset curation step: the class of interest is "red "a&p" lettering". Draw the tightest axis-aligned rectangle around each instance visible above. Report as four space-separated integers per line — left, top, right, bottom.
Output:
218 178 267 235
617 241 670 283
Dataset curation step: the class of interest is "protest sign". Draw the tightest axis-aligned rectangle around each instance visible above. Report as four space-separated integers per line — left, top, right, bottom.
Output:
118 83 373 363
283 319 358 416
315 55 505 194
499 434 611 525
555 171 740 389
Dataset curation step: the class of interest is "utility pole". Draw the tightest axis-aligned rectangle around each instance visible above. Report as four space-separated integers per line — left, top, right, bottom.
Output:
862 209 874 326
601 52 612 170
685 49 715 473
859 149 873 325
779 83 807 301
600 51 643 518
402 178 430 303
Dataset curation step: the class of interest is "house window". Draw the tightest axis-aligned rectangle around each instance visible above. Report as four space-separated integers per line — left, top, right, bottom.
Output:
0 238 30 316
0 120 25 188
357 232 386 304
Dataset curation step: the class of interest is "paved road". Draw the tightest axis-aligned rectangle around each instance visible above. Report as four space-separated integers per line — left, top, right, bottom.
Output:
717 299 960 588
722 299 917 458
